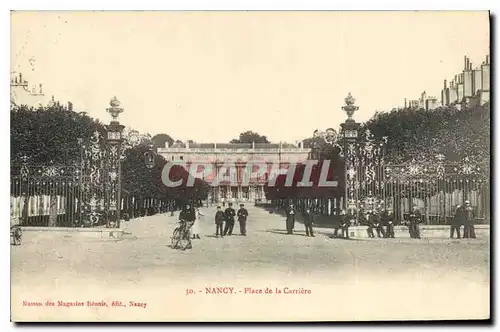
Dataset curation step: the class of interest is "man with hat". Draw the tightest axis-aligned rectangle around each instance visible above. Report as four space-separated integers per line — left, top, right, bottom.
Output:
451 204 463 239
381 208 395 238
214 206 225 238
303 208 315 237
237 203 249 236
223 202 236 236
463 200 476 239
286 203 296 234
366 211 376 238
409 205 422 239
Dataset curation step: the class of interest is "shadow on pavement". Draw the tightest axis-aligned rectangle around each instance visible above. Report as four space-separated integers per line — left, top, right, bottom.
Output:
265 229 310 237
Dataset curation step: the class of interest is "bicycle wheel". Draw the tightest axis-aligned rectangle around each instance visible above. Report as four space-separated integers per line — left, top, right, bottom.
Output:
171 228 181 248
178 230 191 250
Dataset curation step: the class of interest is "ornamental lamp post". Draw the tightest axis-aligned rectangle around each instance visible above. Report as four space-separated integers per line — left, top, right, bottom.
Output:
340 93 361 214
105 96 125 229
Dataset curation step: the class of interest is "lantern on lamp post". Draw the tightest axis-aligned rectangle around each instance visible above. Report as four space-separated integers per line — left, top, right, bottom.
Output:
105 96 125 228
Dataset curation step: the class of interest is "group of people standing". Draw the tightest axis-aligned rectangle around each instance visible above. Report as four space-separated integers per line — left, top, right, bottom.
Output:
283 201 478 240
214 202 249 237
450 200 476 239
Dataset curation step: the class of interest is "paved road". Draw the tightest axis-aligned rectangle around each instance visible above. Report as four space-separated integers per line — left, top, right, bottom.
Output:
11 205 490 321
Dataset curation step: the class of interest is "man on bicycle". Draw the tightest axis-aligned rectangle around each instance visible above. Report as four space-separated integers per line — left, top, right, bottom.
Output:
178 203 196 248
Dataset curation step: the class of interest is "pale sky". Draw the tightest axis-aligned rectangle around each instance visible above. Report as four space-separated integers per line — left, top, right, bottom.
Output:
11 11 489 143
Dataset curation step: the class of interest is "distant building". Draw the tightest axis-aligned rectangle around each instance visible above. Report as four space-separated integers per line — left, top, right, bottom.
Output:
407 91 439 111
10 71 73 111
10 71 46 108
157 141 310 203
441 55 490 107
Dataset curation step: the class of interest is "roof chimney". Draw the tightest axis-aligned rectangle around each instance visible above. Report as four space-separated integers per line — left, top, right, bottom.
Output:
164 141 169 148
252 141 255 149
39 83 43 94
185 141 190 149
486 55 490 64
404 98 407 108
464 55 468 70
19 73 23 83
444 79 447 88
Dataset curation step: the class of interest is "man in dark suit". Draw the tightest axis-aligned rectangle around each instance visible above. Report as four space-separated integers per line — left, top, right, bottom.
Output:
381 209 395 238
341 210 351 239
451 204 463 239
303 208 315 237
375 210 386 238
237 204 249 236
214 206 225 238
223 202 236 236
286 203 296 234
366 211 376 238
463 201 476 239
409 206 422 239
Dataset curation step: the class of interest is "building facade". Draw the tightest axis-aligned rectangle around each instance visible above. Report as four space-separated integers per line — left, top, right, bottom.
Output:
10 71 47 108
157 141 311 203
441 55 490 107
407 91 439 111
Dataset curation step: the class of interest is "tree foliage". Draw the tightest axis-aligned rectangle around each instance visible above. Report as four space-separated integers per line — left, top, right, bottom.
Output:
230 131 269 144
151 133 174 149
11 104 104 164
364 103 490 166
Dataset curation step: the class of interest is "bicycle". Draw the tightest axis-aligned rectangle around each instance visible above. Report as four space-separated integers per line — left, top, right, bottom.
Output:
10 225 22 246
171 219 193 250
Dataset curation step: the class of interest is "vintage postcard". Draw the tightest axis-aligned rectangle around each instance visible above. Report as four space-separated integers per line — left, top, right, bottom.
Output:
10 11 490 322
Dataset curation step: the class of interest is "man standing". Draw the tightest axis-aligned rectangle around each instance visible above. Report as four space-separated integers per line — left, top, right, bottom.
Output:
237 204 249 236
214 206 225 238
341 210 351 239
223 202 236 236
303 208 315 237
286 203 296 234
409 206 422 239
463 200 476 239
366 211 376 238
333 210 343 238
382 209 395 238
374 210 386 238
451 204 463 239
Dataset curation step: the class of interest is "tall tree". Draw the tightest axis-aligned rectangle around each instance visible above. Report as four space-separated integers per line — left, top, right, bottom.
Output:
151 133 174 149
230 131 269 144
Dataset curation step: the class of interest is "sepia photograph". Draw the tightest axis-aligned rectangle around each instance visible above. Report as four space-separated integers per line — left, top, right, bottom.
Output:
9 10 491 322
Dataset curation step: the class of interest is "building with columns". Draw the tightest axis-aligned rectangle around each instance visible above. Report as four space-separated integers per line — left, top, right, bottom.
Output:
157 141 311 203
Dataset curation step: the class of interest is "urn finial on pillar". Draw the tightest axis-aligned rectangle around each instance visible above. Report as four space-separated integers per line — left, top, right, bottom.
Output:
342 92 359 122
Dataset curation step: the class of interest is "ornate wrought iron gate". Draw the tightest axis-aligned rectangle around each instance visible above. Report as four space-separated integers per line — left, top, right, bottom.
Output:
344 131 490 224
10 129 112 227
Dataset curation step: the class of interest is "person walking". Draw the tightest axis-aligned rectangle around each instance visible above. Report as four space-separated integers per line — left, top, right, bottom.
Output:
286 203 296 234
303 208 315 237
223 202 236 236
214 206 225 238
451 204 463 239
463 200 476 239
190 207 204 239
409 206 422 239
237 204 249 236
